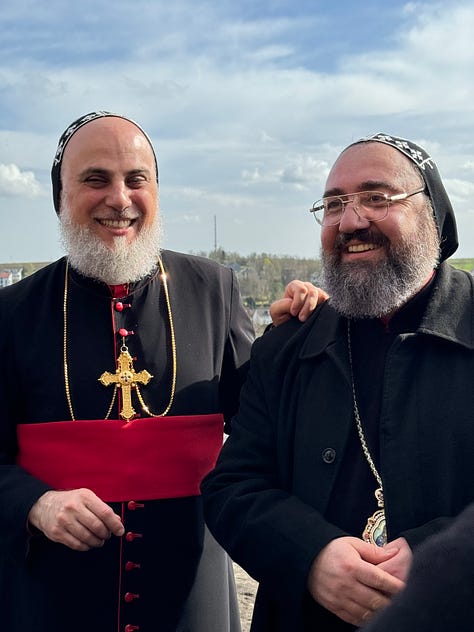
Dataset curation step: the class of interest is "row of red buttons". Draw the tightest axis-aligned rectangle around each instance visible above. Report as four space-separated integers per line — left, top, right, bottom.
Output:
123 499 144 632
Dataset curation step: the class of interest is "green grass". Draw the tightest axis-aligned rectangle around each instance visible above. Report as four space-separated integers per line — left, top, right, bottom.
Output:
449 258 474 272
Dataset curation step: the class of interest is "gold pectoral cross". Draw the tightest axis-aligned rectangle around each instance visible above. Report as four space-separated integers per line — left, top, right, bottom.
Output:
99 346 153 421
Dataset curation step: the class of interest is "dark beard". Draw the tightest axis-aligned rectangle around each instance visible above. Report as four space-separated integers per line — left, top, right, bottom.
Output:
321 215 440 318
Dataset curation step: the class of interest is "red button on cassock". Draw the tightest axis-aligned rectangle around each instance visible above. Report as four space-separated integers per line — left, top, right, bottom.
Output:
124 592 140 603
115 302 124 312
125 532 143 542
127 500 145 511
124 625 140 632
125 561 141 571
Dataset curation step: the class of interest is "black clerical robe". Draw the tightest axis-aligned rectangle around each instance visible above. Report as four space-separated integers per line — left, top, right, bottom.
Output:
0 250 254 632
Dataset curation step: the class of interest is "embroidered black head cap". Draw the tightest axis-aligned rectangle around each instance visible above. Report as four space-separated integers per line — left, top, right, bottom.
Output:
51 111 159 214
348 133 458 262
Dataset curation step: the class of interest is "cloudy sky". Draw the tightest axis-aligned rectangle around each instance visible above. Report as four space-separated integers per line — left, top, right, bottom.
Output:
1 0 473 263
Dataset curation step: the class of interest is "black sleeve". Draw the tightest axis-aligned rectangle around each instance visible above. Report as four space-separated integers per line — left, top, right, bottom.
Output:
0 290 52 561
218 269 254 433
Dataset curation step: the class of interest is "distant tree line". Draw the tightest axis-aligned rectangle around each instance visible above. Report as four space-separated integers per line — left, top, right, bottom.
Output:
3 255 472 311
194 251 474 311
196 249 323 307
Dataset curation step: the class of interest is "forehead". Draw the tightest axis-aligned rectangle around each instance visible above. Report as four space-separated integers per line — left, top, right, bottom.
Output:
61 117 156 175
325 142 418 192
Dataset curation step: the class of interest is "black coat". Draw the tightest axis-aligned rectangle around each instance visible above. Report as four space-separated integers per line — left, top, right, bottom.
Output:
0 250 253 632
202 262 474 631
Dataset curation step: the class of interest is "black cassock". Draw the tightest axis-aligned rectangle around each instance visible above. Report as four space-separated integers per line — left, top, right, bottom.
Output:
0 250 254 632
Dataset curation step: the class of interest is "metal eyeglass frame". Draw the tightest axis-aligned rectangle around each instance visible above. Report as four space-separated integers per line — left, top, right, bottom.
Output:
309 186 426 226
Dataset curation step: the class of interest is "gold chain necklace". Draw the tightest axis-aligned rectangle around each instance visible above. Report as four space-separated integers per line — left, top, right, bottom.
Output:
347 319 387 547
63 257 177 421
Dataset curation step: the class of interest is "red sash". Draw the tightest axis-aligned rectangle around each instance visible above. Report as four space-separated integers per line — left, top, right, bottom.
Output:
16 415 223 502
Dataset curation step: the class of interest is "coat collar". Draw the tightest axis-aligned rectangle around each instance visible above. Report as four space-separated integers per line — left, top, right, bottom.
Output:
418 262 474 349
299 262 474 361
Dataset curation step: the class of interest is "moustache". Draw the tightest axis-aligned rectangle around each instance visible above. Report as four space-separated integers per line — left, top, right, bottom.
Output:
95 210 140 221
335 229 389 249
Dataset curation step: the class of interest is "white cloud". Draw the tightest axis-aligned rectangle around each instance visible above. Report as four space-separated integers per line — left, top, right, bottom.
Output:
164 213 202 225
0 1 473 259
242 156 329 190
445 178 474 203
242 167 265 184
0 163 42 197
462 161 474 172
280 157 330 188
167 185 257 208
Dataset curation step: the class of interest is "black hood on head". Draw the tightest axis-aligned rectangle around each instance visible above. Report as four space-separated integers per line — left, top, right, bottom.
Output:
347 132 458 262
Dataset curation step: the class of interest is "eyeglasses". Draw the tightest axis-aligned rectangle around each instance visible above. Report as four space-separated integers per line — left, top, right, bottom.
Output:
309 186 426 226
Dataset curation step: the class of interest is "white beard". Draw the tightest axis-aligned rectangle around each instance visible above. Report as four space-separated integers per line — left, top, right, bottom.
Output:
59 207 163 285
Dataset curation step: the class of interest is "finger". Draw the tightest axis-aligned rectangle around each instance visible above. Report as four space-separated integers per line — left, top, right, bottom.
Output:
285 282 312 317
317 289 330 305
358 542 400 564
51 531 96 552
310 285 330 307
289 292 310 317
351 584 392 612
359 607 375 626
345 582 395 625
83 495 124 537
321 586 391 627
94 504 125 537
65 522 108 549
337 602 374 627
269 298 293 326
103 512 125 537
284 280 304 298
358 561 405 597
52 496 121 543
47 514 107 550
293 284 329 320
294 292 318 320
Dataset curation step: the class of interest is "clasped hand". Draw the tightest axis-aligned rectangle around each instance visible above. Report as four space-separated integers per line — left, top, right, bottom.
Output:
308 536 411 627
28 489 125 551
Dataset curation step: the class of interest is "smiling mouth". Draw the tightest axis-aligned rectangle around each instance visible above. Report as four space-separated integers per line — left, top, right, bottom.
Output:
97 218 136 229
347 243 378 253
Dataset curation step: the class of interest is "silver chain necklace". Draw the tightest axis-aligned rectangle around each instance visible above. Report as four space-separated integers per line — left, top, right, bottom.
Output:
347 319 387 546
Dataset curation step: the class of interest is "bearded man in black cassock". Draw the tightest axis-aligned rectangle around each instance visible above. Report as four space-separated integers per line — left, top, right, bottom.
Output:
0 111 317 632
202 133 474 631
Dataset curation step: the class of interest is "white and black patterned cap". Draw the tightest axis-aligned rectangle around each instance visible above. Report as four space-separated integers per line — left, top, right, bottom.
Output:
347 133 458 261
51 111 159 214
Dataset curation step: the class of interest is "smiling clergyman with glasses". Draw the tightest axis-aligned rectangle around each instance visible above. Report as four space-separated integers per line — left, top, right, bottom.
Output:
202 133 474 631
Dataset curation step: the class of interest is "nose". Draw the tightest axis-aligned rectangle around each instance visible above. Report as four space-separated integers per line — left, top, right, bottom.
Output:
337 199 370 233
105 181 132 211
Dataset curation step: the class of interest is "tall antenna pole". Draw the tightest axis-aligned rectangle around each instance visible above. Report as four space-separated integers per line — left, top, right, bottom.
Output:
214 215 217 251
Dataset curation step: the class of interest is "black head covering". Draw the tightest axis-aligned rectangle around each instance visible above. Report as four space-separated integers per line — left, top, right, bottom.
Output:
347 133 458 262
51 111 159 214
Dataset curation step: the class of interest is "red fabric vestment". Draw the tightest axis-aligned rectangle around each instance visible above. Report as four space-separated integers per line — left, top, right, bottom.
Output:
17 414 223 502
